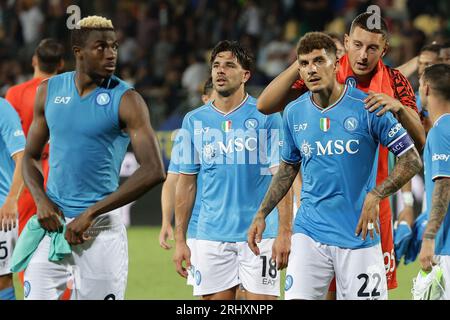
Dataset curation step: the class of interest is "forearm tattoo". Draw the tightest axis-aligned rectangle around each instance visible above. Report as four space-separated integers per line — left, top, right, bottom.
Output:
423 178 450 240
259 161 300 218
371 148 422 199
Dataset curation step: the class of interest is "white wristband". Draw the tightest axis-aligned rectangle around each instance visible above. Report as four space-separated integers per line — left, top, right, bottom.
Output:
402 191 414 207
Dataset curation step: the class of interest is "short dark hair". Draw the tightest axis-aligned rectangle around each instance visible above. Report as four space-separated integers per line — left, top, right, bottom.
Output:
35 38 64 74
203 77 213 96
423 63 450 101
71 16 114 48
350 12 388 39
420 43 442 55
210 40 254 71
296 32 337 57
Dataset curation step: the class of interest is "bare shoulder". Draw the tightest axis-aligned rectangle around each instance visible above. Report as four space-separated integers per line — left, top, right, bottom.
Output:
119 89 150 127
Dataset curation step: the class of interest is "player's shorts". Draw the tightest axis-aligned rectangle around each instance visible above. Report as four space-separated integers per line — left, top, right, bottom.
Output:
0 222 18 276
24 209 128 300
285 233 387 300
186 238 197 286
193 238 280 297
436 255 450 300
328 201 397 292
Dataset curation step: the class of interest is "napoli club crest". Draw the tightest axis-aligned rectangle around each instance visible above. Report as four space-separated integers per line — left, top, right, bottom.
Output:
96 92 111 106
345 77 357 88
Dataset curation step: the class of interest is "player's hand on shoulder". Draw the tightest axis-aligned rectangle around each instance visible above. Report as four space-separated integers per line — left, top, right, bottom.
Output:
36 198 64 232
365 91 404 116
65 211 94 245
172 241 191 278
355 191 381 241
0 198 18 231
247 213 266 256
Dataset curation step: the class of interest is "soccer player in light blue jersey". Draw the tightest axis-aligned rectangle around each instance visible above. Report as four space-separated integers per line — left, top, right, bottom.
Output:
248 32 422 300
160 79 214 290
0 99 25 300
173 40 292 300
418 64 450 299
21 16 165 300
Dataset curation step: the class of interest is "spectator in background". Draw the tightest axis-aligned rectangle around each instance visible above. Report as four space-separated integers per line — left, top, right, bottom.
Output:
181 52 209 107
17 0 44 61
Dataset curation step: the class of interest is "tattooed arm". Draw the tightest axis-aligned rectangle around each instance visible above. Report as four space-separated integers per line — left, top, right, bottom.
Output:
419 178 450 271
355 147 423 240
248 161 300 256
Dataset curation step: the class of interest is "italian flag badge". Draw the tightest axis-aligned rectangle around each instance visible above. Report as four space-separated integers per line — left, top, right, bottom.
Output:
222 120 232 132
320 118 330 132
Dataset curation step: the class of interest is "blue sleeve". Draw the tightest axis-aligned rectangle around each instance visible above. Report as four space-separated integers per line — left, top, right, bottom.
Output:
428 126 450 181
167 130 180 174
178 114 200 174
265 113 283 168
369 111 414 157
281 107 301 164
0 99 25 156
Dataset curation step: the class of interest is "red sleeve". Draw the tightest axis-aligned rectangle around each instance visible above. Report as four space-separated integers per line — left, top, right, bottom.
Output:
389 68 418 114
5 87 18 110
291 79 308 95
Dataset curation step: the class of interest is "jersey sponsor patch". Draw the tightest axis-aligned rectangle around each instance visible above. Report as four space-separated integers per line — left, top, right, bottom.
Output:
387 132 414 157
432 153 450 162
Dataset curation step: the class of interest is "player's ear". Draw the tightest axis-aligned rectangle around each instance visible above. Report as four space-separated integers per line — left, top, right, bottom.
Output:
57 59 65 72
381 40 389 58
344 33 350 51
242 70 251 84
31 55 37 68
73 46 82 60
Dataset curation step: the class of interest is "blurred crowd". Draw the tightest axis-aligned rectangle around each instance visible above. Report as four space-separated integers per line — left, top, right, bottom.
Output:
0 0 449 126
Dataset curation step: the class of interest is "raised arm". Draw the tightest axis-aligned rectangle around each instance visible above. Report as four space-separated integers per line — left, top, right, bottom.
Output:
365 69 426 151
23 81 63 232
257 61 304 114
396 56 418 78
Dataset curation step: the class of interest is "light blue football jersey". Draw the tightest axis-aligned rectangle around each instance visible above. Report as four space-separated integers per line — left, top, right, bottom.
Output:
0 98 25 205
179 94 282 242
45 72 132 218
168 131 201 239
282 85 415 249
424 114 450 255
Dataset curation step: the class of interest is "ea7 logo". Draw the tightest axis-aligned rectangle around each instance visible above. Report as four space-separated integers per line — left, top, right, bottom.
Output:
432 154 450 162
54 96 71 104
194 127 210 135
294 123 308 132
388 123 403 138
